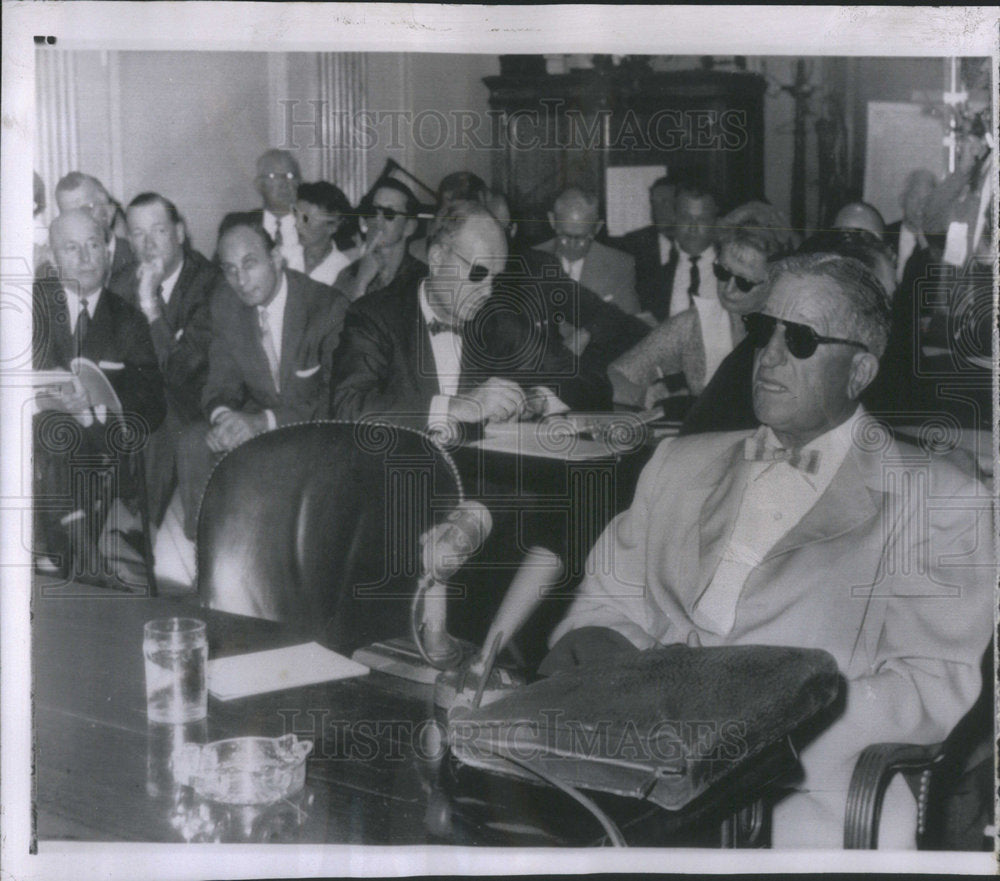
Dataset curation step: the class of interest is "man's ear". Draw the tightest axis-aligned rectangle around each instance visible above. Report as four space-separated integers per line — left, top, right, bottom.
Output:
404 217 418 238
175 222 186 246
547 211 556 232
847 351 879 400
593 220 605 237
427 241 443 273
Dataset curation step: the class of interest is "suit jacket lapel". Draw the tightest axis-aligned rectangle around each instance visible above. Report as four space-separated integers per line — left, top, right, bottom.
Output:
82 289 115 363
762 446 880 563
278 273 305 391
407 296 443 403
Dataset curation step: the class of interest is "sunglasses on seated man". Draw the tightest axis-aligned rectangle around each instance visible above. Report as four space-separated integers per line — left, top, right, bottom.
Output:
742 312 869 360
446 246 491 282
712 262 760 293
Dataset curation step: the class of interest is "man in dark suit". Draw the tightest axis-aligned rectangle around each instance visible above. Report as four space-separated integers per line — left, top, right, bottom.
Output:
883 169 937 286
53 172 135 281
110 192 220 524
177 221 348 538
218 149 304 271
621 180 720 322
33 209 165 579
330 199 611 430
534 188 640 316
618 175 676 320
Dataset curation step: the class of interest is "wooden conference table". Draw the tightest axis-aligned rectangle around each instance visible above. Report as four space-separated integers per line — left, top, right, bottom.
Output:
34 586 803 847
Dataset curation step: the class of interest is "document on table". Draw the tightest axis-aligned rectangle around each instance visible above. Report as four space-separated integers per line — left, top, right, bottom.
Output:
208 642 369 700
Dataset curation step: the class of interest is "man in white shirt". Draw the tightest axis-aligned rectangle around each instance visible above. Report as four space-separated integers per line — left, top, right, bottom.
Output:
33 209 164 579
177 222 347 538
534 188 640 315
544 252 994 848
219 149 305 272
665 182 720 319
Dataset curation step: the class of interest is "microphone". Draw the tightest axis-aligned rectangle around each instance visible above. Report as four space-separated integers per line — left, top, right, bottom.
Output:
418 501 493 666
420 501 492 583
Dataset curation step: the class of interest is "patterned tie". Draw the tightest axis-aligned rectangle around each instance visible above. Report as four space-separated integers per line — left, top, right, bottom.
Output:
687 253 701 305
75 298 90 356
273 220 283 250
743 434 821 475
258 306 280 391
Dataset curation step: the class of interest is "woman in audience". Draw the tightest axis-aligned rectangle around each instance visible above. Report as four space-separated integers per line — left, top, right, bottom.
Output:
294 181 358 285
608 225 782 410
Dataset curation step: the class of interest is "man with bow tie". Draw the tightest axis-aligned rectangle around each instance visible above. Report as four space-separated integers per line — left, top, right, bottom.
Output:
329 199 611 431
33 209 165 579
177 221 348 538
544 252 994 848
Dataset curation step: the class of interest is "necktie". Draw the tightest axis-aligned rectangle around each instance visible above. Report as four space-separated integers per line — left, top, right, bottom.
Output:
75 299 90 354
426 318 462 336
659 244 679 321
154 284 171 329
258 307 280 391
273 221 283 250
743 435 820 475
687 254 701 305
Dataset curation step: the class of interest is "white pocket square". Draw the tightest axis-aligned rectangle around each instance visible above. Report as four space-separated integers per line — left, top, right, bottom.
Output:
98 361 125 370
295 364 321 379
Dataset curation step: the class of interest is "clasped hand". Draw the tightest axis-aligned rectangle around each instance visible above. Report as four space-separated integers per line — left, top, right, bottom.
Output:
206 410 266 453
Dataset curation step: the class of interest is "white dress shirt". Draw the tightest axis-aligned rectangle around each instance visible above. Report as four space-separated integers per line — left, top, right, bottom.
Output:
420 283 464 429
64 286 101 336
560 255 585 283
691 408 863 635
690 293 734 383
308 248 352 287
262 210 304 272
657 233 674 266
210 272 288 432
896 226 917 283
158 258 184 306
669 245 717 318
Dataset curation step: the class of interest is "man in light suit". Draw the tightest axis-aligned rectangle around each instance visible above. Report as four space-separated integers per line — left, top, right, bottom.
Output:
534 188 640 316
545 252 994 848
177 222 348 538
34 209 165 578
218 149 304 271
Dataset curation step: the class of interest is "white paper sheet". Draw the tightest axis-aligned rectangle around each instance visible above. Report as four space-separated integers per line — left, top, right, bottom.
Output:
208 642 369 700
605 165 668 236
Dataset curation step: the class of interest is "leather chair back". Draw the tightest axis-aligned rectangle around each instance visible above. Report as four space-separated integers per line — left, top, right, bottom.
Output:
196 420 463 654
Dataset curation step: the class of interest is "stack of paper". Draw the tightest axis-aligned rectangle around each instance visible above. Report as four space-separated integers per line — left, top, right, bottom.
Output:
208 642 369 701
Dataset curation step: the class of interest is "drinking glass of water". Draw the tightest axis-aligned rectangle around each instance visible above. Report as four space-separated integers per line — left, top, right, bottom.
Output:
143 618 208 723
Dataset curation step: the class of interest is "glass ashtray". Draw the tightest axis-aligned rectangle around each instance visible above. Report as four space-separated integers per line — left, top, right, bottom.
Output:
176 734 313 805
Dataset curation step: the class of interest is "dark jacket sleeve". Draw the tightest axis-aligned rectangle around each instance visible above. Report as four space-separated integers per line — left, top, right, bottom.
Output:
110 299 167 434
328 302 423 421
201 285 250 419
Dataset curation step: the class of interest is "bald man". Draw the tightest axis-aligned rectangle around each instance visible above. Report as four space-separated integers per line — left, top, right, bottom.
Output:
832 201 886 241
534 188 640 316
218 149 305 271
54 171 134 281
33 209 165 580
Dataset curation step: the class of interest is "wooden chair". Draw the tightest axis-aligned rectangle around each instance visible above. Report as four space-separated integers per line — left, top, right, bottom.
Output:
845 640 994 849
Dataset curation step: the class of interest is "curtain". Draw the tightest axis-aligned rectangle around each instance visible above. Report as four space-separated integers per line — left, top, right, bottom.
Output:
35 48 79 227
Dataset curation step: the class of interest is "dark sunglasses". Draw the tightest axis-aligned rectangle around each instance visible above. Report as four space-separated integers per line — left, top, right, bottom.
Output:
448 247 490 283
369 205 406 222
742 312 869 360
713 262 759 293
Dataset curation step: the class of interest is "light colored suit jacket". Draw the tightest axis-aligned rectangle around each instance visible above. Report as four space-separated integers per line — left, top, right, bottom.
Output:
552 427 995 846
534 239 640 315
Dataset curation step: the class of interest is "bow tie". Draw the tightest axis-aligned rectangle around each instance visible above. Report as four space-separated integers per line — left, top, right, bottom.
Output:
426 318 463 336
743 435 820 475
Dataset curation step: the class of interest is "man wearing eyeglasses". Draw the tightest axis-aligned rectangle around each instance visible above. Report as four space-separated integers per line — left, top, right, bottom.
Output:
218 150 305 272
330 200 609 429
544 252 993 848
535 188 640 316
333 180 426 303
53 172 134 282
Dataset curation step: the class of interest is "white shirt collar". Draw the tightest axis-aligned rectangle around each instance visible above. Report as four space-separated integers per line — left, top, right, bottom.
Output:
658 233 674 265
259 271 288 320
754 406 865 491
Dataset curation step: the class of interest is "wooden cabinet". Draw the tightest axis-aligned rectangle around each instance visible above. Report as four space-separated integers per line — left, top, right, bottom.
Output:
483 68 766 244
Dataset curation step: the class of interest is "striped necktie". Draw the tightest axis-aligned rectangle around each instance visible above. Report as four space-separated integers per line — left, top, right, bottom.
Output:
258 306 280 391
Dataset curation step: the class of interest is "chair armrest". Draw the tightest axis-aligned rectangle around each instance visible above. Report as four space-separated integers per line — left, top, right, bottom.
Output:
844 742 945 849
